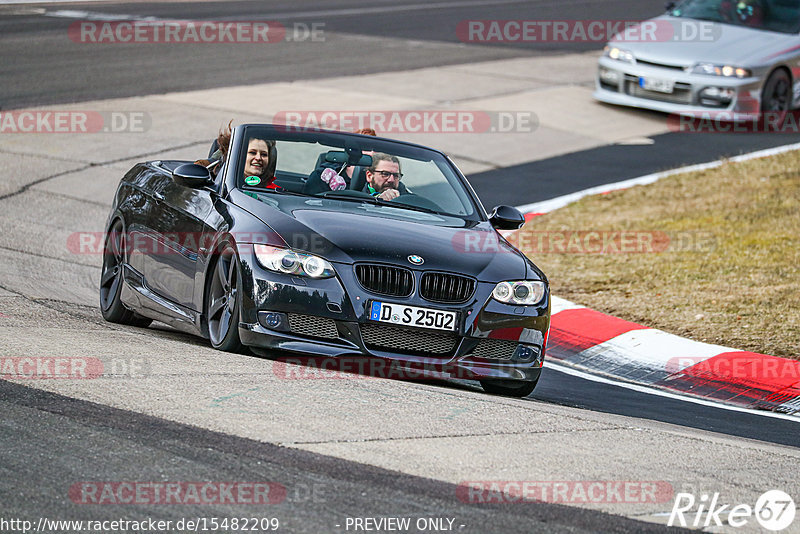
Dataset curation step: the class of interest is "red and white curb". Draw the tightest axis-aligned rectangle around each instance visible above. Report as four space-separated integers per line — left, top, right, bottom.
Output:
509 142 800 416
547 296 800 416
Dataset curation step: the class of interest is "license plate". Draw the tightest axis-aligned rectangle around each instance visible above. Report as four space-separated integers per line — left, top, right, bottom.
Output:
369 301 457 331
639 76 674 93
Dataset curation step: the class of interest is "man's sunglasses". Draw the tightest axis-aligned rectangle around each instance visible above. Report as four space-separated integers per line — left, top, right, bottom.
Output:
371 170 403 179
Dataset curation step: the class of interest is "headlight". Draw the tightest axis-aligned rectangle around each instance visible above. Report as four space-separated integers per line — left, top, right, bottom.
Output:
691 63 751 78
253 245 335 278
492 281 546 306
603 46 634 64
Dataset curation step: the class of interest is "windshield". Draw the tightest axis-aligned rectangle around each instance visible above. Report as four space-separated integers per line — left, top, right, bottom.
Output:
669 0 800 33
233 126 480 220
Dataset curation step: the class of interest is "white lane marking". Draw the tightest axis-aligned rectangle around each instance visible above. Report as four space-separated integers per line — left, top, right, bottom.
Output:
546 360 800 421
516 141 800 215
223 0 533 19
0 7 45 14
45 10 156 21
42 0 534 22
0 0 106 3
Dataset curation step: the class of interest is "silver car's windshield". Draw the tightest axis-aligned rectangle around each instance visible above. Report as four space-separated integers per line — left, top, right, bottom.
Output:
670 0 800 34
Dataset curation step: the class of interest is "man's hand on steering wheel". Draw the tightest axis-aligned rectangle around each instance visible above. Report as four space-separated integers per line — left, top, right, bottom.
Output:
376 188 400 201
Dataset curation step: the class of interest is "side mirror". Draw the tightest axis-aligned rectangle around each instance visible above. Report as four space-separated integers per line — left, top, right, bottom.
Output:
172 163 213 188
489 205 526 230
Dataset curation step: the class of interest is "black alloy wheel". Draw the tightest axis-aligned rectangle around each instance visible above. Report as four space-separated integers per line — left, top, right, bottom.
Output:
761 69 792 113
99 219 152 327
206 243 244 352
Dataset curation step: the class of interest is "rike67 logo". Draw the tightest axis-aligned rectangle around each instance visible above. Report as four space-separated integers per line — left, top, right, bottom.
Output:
669 490 796 531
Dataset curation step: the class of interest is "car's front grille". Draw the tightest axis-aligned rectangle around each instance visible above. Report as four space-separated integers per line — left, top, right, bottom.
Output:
625 76 692 104
355 264 413 297
361 324 458 356
420 272 476 304
467 338 520 360
287 314 339 340
635 59 687 71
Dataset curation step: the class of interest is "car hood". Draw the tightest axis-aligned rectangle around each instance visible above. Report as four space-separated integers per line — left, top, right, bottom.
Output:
236 192 530 282
611 15 797 67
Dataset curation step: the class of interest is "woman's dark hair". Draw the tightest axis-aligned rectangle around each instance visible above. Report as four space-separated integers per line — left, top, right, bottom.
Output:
217 120 233 157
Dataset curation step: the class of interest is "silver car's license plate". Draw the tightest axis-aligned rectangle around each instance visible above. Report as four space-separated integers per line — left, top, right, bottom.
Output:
369 301 457 331
639 76 674 93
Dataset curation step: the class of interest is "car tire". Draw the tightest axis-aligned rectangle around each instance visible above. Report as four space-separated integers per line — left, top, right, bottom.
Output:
480 378 538 398
99 219 152 327
761 69 792 113
206 242 244 353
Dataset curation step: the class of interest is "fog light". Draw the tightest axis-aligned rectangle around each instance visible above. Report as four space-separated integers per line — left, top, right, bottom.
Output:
599 67 620 85
258 311 286 330
699 86 735 106
513 345 540 363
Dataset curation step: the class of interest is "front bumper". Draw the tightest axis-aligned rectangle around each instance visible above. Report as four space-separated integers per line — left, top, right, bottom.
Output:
594 56 763 119
236 247 549 383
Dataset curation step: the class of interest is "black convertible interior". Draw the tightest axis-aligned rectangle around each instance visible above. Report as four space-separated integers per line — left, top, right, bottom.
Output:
172 135 465 216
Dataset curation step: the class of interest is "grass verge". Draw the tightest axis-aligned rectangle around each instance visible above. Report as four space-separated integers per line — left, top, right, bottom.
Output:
512 149 800 360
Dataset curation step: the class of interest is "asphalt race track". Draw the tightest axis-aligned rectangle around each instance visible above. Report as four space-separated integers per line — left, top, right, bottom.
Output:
1 379 686 534
0 0 657 109
1 1 799 533
469 129 800 208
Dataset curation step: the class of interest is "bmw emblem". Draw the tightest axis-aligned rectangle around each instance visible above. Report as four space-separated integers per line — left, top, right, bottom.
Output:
408 254 424 265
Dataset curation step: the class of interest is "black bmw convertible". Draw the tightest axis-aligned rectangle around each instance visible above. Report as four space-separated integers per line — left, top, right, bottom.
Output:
100 124 550 396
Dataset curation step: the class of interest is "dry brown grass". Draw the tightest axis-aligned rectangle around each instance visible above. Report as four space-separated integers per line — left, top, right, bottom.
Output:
513 150 800 359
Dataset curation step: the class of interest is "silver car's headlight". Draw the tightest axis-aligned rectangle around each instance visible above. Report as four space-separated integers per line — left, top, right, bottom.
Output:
603 46 635 64
691 63 751 78
492 281 546 306
253 244 335 278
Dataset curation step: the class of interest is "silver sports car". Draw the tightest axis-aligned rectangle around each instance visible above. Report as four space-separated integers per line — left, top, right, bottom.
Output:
594 0 800 118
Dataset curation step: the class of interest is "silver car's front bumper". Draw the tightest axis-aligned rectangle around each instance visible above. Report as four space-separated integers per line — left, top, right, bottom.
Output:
594 56 763 119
